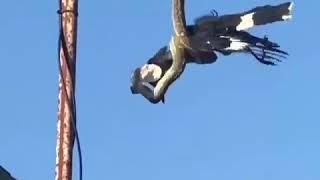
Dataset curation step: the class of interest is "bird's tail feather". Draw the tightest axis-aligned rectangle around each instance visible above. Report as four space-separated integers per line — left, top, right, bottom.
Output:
245 37 289 65
217 31 289 65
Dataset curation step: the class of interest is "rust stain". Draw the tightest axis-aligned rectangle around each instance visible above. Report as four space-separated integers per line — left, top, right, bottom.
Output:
55 0 78 179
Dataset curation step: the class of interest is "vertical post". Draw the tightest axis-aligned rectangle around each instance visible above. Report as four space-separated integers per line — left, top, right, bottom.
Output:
55 0 78 179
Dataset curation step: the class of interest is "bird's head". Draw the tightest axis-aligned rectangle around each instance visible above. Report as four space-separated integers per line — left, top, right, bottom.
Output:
130 64 162 94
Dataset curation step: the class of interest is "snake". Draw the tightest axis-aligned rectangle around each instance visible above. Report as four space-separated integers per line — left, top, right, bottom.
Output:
136 0 190 103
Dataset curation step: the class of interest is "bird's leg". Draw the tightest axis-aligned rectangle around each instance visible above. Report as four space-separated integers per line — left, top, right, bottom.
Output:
262 35 274 48
263 35 269 42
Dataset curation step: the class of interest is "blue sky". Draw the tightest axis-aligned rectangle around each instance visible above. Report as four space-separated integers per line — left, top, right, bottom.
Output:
1 0 319 179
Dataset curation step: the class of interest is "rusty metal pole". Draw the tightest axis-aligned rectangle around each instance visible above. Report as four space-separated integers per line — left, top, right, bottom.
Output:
55 0 78 179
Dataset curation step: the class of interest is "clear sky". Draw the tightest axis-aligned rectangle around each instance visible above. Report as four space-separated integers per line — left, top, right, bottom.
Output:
0 0 319 179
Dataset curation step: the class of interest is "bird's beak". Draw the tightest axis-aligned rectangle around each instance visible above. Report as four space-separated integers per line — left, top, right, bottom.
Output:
130 85 139 94
130 67 141 94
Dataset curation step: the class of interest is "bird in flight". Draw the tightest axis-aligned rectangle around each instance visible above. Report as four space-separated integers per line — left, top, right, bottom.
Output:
131 1 294 104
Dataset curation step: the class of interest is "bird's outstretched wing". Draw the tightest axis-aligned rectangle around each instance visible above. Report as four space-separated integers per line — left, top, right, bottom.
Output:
194 2 293 32
198 30 289 65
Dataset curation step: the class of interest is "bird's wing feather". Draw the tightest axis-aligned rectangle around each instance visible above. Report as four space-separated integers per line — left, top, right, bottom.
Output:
194 2 293 31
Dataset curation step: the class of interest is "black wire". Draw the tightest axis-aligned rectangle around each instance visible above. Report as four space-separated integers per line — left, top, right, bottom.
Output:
57 4 83 180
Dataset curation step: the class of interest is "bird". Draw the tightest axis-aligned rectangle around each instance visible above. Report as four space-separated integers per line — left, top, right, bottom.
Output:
131 1 294 104
188 1 293 65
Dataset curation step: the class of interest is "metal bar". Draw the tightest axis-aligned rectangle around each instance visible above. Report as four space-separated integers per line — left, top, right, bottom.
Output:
55 0 78 179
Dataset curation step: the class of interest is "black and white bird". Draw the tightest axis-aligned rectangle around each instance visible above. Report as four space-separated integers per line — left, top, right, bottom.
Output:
189 1 293 64
131 1 294 103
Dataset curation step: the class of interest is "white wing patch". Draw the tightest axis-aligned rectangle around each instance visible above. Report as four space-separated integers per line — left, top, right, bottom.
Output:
288 2 294 12
236 12 255 31
222 37 248 51
282 15 292 20
282 2 294 20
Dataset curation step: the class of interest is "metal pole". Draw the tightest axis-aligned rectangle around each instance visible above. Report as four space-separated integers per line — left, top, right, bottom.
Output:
55 0 78 179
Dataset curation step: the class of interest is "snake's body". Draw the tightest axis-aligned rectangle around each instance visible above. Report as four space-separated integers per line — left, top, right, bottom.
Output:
137 0 189 103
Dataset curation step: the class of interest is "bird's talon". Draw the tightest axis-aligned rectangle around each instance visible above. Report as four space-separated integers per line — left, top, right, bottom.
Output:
210 9 219 17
